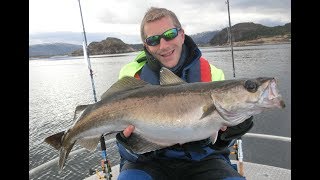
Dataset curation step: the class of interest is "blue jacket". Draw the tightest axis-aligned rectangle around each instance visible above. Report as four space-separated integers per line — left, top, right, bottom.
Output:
117 35 226 165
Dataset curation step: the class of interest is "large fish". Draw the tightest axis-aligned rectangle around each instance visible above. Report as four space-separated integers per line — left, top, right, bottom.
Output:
44 67 285 170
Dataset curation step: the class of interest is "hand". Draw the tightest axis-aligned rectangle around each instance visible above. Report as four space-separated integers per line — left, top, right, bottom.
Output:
211 116 253 150
116 125 135 145
220 116 254 141
123 125 135 138
220 126 227 131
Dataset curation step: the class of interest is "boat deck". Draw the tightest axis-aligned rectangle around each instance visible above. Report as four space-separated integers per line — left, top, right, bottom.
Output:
29 133 290 180
84 160 291 180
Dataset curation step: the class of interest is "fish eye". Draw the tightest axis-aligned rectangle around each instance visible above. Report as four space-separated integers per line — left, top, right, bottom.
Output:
244 80 258 93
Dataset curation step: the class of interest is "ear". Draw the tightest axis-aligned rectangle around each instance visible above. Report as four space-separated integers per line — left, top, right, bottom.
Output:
143 44 151 54
180 28 185 42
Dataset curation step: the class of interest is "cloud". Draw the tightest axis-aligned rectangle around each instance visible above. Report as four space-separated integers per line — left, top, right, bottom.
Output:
29 31 141 45
29 0 291 44
94 0 151 24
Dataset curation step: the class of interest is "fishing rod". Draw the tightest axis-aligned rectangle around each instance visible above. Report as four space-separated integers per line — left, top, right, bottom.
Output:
226 0 244 177
77 0 111 179
77 0 97 102
226 0 236 78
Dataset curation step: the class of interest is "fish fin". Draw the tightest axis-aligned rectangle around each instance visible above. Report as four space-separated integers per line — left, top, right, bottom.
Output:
73 105 88 121
159 67 186 85
77 136 101 151
200 104 216 119
210 131 219 144
121 133 167 154
58 141 76 171
44 131 65 150
101 76 149 100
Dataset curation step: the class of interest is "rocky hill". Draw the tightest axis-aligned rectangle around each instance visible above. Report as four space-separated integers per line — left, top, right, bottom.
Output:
210 22 291 46
29 43 82 57
71 37 135 56
29 22 291 58
189 31 219 45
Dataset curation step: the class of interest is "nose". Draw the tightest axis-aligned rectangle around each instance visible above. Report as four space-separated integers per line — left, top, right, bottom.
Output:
159 37 170 50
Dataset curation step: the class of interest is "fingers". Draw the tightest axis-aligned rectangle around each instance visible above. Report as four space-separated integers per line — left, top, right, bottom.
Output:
220 126 227 131
123 125 135 138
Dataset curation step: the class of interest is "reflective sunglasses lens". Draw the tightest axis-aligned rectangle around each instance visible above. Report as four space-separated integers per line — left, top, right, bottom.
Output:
163 28 178 40
145 28 180 46
146 35 160 46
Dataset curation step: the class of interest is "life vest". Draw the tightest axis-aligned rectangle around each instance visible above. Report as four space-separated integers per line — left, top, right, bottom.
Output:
119 51 225 83
117 50 226 163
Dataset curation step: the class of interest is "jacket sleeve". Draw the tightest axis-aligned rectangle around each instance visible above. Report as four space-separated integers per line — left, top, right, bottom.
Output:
116 132 139 163
118 51 146 79
210 64 225 81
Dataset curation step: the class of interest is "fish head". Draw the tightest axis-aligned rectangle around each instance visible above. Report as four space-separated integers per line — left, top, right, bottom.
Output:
254 77 285 109
210 77 285 126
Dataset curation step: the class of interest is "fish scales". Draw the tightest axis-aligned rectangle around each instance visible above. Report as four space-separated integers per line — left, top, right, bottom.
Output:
44 67 285 171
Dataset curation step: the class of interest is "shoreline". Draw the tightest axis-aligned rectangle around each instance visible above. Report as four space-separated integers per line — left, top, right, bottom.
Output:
208 41 291 48
29 42 290 59
210 35 291 48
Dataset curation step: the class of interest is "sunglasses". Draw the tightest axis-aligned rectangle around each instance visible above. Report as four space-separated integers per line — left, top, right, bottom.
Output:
145 28 181 46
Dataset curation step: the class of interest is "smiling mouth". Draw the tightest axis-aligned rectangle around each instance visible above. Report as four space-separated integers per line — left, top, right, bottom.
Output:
160 50 174 57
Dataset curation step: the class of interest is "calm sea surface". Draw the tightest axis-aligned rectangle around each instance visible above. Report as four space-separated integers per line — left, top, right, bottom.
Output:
29 43 291 179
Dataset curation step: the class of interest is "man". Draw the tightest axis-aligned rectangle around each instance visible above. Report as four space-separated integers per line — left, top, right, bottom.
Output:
116 7 253 180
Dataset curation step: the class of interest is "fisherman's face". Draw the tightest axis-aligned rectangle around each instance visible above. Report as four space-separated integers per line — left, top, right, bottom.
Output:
144 16 185 68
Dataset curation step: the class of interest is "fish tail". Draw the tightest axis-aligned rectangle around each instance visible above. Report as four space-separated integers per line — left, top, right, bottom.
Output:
58 141 76 171
44 131 75 171
44 131 65 150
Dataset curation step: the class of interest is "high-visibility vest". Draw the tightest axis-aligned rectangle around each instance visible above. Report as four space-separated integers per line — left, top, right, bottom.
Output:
119 51 225 82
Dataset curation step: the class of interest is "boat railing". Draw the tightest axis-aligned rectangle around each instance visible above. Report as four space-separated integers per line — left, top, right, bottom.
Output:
29 132 291 177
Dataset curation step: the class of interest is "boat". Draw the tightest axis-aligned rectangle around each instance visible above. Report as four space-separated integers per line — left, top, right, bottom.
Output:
29 1 291 179
29 132 291 179
102 134 291 179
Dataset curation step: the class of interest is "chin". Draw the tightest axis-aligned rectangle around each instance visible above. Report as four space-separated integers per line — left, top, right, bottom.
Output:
160 57 179 68
163 61 178 68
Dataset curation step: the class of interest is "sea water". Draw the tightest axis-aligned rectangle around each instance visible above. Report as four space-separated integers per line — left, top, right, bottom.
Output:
29 43 291 179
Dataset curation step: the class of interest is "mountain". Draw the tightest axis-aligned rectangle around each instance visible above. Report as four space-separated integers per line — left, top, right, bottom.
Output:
29 22 291 58
189 31 219 45
29 43 82 57
128 43 144 51
71 37 135 56
210 22 291 46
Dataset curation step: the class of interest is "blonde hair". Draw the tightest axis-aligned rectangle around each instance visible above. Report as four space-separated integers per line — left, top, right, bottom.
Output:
140 7 182 42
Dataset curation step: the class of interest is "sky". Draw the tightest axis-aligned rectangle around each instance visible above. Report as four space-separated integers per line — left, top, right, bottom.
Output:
29 0 291 45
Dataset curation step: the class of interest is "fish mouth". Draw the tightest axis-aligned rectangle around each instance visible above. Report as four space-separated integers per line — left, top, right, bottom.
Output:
212 78 285 126
259 78 285 109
